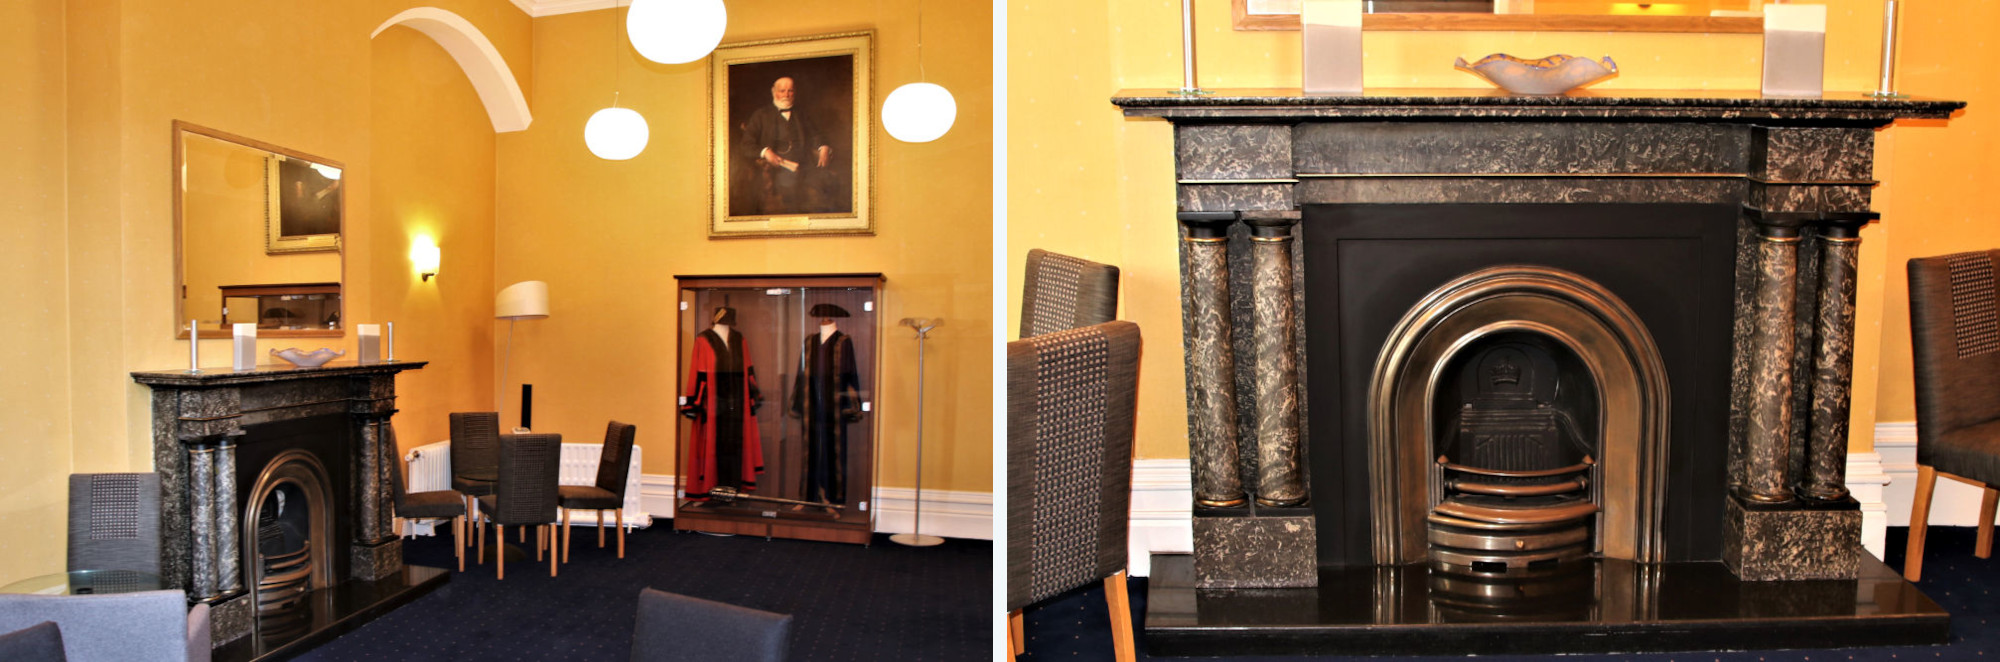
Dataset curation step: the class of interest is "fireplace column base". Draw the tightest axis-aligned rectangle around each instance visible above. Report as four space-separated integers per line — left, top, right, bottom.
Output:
1721 493 1860 581
1193 509 1317 588
209 593 254 646
350 538 405 582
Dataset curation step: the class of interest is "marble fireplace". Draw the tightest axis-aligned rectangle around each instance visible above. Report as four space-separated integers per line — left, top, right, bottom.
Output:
1115 89 1964 655
133 360 442 659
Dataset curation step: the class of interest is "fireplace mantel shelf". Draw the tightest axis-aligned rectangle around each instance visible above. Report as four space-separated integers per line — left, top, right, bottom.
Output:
1113 88 1964 122
132 360 429 387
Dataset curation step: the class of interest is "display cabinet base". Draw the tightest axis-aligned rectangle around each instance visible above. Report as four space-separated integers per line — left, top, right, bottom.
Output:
1143 553 1947 657
673 508 873 545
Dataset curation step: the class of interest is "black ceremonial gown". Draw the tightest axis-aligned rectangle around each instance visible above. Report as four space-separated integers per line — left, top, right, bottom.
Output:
791 330 860 504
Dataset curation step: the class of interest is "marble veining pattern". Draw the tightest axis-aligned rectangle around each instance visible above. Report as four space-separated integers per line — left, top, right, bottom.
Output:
1183 234 1247 506
1179 184 1295 212
1292 122 1747 175
1193 515 1318 588
1756 127 1875 181
1252 230 1306 506
1805 239 1861 500
1727 220 1758 493
1178 125 1293 180
1750 184 1872 213
1722 497 1861 580
1295 178 1742 206
1744 236 1801 502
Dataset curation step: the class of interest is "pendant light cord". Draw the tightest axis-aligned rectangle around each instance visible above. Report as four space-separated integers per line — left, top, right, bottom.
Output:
612 0 624 107
917 0 927 81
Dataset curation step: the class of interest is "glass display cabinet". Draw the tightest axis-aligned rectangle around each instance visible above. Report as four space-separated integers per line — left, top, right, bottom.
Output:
673 273 883 545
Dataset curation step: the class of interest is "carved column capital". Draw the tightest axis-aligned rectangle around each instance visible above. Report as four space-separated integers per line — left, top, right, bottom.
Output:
1179 210 1239 242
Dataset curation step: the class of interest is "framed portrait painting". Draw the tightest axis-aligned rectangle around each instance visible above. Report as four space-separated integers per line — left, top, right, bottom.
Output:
265 154 343 254
710 31 874 238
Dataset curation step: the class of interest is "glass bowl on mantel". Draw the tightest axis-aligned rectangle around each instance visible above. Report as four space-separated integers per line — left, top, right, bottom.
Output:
270 347 344 368
1454 54 1619 95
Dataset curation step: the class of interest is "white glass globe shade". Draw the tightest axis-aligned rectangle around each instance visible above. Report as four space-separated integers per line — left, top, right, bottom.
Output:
585 107 649 161
882 82 957 143
627 0 727 65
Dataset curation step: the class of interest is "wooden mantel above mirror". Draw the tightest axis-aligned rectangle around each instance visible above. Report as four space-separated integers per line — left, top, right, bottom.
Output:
174 121 346 339
1233 0 1763 33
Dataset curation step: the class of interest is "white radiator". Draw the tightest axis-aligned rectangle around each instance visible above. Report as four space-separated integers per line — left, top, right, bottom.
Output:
400 439 651 537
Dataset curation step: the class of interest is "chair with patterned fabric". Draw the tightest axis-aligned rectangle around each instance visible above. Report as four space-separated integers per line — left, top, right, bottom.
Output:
389 450 467 571
449 412 501 550
1004 320 1141 662
1905 250 2000 581
67 473 161 576
1019 249 1120 338
560 421 637 562
477 433 562 579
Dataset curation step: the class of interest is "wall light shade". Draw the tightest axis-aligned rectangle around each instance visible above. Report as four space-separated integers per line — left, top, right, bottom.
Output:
410 237 441 281
495 281 550 320
882 82 956 143
585 107 649 160
627 0 727 65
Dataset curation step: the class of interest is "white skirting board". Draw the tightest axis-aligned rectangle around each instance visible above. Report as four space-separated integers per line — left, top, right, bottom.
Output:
1124 453 1896 577
1877 421 1998 534
637 474 994 541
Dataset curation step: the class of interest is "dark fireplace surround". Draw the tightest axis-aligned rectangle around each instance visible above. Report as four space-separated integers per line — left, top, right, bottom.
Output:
133 361 431 650
1115 90 1965 655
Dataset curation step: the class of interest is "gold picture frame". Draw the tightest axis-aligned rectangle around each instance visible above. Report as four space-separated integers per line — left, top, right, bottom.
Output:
709 31 874 238
265 154 343 254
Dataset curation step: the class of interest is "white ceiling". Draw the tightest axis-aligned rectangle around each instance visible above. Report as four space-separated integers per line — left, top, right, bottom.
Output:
509 0 620 18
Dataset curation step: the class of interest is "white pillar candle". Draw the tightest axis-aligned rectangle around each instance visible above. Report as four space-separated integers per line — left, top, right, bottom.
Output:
232 323 258 371
357 324 381 364
385 322 395 362
1302 0 1364 95
1762 3 1827 98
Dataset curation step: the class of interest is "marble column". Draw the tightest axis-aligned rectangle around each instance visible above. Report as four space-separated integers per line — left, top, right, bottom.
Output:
354 412 395 545
213 437 241 594
1248 215 1306 507
1179 212 1247 508
1803 222 1864 500
1743 223 1802 503
188 442 218 600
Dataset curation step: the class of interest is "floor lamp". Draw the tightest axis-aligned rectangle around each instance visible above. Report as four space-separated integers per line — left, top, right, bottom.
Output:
892 318 945 547
496 281 549 432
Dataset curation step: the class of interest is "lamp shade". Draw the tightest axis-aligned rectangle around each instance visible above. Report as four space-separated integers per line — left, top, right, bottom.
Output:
882 82 957 143
627 0 727 65
496 281 550 320
585 107 649 161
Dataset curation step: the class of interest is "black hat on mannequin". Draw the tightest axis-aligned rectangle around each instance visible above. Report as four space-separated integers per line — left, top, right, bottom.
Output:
808 304 850 318
711 306 738 325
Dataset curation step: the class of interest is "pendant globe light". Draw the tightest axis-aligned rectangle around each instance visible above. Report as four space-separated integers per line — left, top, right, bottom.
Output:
627 0 727 65
587 4 649 161
881 0 955 143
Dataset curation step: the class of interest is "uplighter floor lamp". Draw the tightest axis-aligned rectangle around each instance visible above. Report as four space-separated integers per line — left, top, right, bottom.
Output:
891 317 944 547
496 281 550 432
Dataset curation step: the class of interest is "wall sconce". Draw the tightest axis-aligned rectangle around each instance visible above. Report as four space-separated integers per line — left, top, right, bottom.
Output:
411 237 441 281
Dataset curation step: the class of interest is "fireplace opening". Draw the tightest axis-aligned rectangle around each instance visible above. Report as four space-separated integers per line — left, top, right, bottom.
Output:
1427 333 1601 575
240 449 334 635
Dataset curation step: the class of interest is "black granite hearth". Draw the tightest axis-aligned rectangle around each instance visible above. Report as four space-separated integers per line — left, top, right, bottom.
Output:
1143 553 1947 657
212 564 448 662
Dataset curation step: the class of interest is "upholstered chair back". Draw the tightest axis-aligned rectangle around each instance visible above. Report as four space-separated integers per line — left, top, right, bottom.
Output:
449 412 502 483
491 433 561 527
66 473 162 575
1910 250 2000 481
596 421 638 498
1020 249 1120 338
1005 320 1141 612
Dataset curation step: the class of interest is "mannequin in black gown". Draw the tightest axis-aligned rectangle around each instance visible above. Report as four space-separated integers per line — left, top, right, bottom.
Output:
790 304 861 505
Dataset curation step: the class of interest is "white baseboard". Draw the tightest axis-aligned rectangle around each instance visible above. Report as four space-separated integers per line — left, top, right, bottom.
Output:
636 473 993 541
1878 421 1996 533
1126 451 1897 574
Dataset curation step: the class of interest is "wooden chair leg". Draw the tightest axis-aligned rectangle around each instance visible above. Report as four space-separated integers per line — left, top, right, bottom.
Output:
519 525 526 543
1008 609 1024 658
536 525 545 561
1907 465 1939 582
616 509 625 559
477 516 486 564
549 525 558 577
454 515 464 572
598 510 606 548
496 524 506 580
1980 486 2000 559
563 508 573 563
1105 571 1135 662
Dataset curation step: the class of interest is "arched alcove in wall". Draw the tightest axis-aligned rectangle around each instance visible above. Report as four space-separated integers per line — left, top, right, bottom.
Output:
371 7 533 132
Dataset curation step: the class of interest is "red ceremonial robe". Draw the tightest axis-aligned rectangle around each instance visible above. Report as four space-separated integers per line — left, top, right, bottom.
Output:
680 327 764 498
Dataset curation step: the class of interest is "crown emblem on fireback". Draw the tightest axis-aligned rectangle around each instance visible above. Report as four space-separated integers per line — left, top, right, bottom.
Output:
1489 358 1522 386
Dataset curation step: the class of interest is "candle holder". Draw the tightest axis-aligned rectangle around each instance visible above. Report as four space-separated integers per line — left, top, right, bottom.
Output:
1869 0 1908 98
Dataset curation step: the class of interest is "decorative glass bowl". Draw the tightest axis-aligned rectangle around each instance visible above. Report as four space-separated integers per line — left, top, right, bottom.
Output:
1454 54 1618 95
271 347 344 368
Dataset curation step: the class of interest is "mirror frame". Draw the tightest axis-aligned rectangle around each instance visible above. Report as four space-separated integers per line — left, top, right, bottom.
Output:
173 120 347 340
1231 1 1761 33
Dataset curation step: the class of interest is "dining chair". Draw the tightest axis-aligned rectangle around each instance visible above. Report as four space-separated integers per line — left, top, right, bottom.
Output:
1005 320 1141 662
628 588 790 662
450 412 501 549
389 449 467 571
560 421 637 562
477 433 561 579
1019 249 1120 338
66 473 161 576
1905 249 2000 581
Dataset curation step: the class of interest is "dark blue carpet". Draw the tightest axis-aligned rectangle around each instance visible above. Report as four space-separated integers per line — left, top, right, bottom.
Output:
291 524 989 661
1022 527 1999 660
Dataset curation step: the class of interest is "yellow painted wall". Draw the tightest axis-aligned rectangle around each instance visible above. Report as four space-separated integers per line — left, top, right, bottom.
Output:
1009 0 1921 460
0 0 75 584
180 134 343 326
496 3 994 492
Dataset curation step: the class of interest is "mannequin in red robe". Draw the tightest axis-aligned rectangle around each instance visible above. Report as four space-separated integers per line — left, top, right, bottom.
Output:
680 307 764 498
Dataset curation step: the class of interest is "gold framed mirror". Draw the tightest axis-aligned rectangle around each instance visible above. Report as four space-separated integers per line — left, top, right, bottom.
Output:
174 121 345 339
